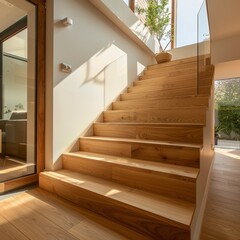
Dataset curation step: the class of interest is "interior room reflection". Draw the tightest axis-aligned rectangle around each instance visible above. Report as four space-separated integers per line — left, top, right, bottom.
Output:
0 0 36 183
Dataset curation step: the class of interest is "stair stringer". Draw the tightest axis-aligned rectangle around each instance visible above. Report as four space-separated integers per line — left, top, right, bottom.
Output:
191 80 215 240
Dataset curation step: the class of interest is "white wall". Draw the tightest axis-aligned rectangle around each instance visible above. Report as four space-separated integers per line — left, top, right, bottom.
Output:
211 34 240 64
170 41 210 60
207 0 240 64
214 60 240 80
45 0 154 170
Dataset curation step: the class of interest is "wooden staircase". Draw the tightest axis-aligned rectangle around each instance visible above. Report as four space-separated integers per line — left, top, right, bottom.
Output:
40 56 215 240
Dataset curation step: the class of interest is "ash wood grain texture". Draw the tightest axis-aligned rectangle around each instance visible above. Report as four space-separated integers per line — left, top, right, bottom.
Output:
0 214 28 240
137 72 197 84
93 122 204 144
63 152 199 181
79 136 201 167
136 73 213 88
128 84 212 95
139 67 197 80
103 107 206 124
40 170 193 239
147 56 198 70
143 64 213 80
201 149 240 240
120 88 210 101
0 196 79 240
38 56 214 239
31 188 151 240
113 96 209 110
128 79 196 93
0 188 150 240
63 152 198 202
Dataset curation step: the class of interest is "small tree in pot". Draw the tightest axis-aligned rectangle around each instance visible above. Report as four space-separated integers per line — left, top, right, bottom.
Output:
137 0 173 63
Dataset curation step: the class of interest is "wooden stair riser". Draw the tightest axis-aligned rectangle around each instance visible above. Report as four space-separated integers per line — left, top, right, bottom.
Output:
113 97 209 110
139 72 197 83
136 74 213 87
103 108 206 124
129 80 196 93
128 85 212 95
62 154 196 202
143 65 213 80
139 68 197 80
147 61 197 73
93 123 203 144
198 85 212 95
79 138 200 167
39 173 191 240
147 56 210 70
120 88 210 101
129 79 212 94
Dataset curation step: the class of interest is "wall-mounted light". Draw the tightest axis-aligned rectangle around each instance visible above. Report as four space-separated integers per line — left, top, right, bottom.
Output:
60 63 72 73
62 17 73 26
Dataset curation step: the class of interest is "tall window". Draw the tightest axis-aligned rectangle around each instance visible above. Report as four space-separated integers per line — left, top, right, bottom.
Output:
122 0 135 11
175 0 204 47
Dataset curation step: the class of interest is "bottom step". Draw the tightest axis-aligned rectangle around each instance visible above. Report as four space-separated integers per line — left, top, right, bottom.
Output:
40 170 195 240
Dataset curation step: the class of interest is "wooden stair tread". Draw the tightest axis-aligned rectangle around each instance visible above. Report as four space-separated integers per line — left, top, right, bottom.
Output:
94 122 205 126
23 188 151 240
80 136 203 149
120 88 210 100
113 97 209 110
127 85 212 94
64 151 199 181
147 56 198 69
41 170 195 228
119 95 209 101
121 93 209 101
106 106 207 112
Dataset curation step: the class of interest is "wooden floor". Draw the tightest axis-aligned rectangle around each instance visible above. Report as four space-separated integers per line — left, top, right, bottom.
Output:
0 148 239 240
201 148 240 240
0 188 149 240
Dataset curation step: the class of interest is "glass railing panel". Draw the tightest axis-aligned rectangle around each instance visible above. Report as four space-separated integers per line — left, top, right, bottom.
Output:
197 0 211 95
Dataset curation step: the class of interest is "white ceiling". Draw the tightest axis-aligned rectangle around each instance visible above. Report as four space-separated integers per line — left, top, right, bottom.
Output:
207 0 240 40
0 0 26 33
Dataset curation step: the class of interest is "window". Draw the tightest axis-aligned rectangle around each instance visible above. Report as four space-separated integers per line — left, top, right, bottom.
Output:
122 0 135 11
175 0 204 47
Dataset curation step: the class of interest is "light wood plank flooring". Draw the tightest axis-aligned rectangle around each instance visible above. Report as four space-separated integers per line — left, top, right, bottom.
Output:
0 188 149 240
201 148 240 240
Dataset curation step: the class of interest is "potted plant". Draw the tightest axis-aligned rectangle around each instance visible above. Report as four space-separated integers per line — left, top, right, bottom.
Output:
137 0 173 63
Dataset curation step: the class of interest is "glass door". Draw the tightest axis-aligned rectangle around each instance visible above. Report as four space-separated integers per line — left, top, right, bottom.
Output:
0 0 36 183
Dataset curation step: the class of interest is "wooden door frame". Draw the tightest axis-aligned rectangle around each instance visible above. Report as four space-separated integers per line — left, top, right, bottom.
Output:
0 0 45 193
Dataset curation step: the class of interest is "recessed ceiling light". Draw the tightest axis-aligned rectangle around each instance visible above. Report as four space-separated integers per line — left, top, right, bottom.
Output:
0 0 14 8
